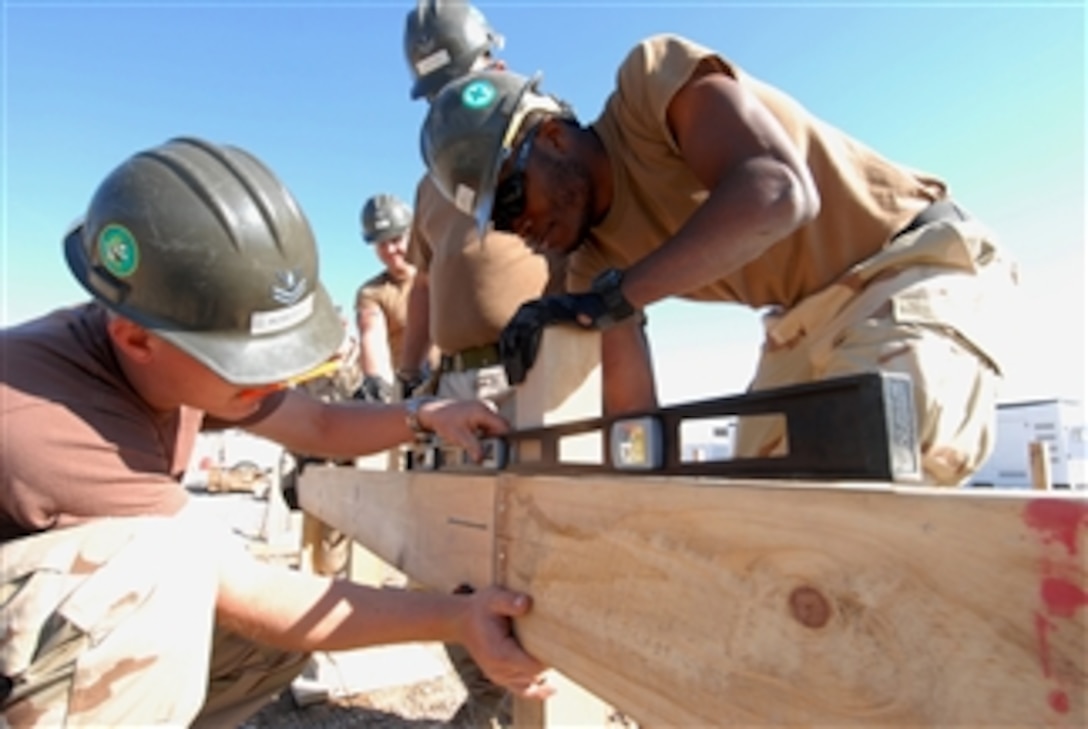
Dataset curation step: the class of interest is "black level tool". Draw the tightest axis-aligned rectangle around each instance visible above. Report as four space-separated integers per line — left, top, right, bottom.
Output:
412 372 921 483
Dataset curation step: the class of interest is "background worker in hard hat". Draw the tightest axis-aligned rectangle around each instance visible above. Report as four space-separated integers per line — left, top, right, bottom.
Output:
420 35 1020 486
0 137 552 728
397 3 564 726
398 0 563 421
356 193 432 403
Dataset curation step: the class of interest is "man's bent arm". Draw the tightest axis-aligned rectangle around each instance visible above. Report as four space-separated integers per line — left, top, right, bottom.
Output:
356 301 394 382
622 66 820 310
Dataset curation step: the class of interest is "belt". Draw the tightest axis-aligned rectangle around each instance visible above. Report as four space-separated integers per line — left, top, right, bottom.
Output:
440 343 502 373
893 198 969 240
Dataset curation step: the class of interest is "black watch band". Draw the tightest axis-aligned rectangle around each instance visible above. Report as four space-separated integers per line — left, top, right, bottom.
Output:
590 268 636 326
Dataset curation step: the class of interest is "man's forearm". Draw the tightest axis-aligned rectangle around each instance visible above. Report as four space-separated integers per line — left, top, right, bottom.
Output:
601 320 658 416
217 554 466 653
249 389 415 458
623 156 817 310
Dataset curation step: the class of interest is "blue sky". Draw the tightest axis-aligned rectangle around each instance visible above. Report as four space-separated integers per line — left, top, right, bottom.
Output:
2 1 1085 405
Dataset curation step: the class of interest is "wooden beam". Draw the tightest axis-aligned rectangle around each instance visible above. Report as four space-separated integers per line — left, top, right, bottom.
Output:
297 327 604 591
494 474 1087 726
301 464 1087 725
298 468 496 592
296 328 1087 725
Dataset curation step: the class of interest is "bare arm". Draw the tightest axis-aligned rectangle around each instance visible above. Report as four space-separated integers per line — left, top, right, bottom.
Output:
215 548 551 698
356 301 394 382
601 319 658 416
622 66 820 309
400 270 434 376
245 388 507 462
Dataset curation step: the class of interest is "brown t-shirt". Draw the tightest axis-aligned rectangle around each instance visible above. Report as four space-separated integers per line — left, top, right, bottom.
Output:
572 34 948 307
354 270 412 372
408 174 562 353
0 304 201 543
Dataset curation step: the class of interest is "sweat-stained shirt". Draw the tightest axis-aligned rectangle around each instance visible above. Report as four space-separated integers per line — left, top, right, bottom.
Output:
408 174 562 354
354 270 412 372
570 34 948 306
0 303 284 543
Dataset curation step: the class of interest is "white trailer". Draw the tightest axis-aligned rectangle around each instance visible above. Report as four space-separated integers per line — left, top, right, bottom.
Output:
970 399 1086 489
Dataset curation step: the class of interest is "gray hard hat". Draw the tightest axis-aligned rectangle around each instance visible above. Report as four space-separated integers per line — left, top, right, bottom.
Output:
420 69 566 236
404 0 504 101
64 136 343 385
360 194 412 244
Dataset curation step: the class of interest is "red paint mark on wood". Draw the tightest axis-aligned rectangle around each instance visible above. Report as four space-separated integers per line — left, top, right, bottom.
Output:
1049 690 1070 715
1034 612 1055 678
1041 577 1088 619
1023 500 1088 556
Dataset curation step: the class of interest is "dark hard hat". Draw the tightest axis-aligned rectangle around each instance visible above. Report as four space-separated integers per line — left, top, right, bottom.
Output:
64 136 343 385
421 69 566 236
360 194 413 244
404 0 504 101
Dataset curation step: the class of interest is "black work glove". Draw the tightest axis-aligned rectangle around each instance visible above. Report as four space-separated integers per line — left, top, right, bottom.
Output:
500 268 636 385
396 370 425 400
500 284 636 385
355 374 393 403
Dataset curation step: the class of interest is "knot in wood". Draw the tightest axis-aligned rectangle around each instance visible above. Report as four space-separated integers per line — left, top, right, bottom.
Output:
789 586 831 628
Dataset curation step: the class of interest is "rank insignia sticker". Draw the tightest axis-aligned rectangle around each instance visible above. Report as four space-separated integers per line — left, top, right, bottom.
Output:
462 79 497 110
97 224 139 278
271 269 307 306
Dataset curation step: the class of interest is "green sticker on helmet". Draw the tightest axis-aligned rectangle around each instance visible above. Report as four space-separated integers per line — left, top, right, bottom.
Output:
462 79 497 110
97 224 139 278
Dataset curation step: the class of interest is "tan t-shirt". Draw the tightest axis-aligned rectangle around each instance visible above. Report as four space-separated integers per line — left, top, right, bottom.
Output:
408 174 562 354
573 34 947 307
0 304 198 542
354 270 412 372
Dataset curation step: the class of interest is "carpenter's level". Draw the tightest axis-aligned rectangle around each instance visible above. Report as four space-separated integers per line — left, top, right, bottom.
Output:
410 372 921 483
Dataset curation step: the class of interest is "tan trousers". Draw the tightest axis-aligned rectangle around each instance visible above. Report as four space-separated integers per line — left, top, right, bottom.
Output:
1 510 306 727
736 217 1019 486
436 363 516 421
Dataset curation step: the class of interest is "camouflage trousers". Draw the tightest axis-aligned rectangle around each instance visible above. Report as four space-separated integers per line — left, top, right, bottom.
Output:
1 509 307 727
737 216 1019 486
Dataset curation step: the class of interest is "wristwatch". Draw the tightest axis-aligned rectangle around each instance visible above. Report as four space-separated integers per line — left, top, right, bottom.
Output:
404 396 436 438
590 268 636 326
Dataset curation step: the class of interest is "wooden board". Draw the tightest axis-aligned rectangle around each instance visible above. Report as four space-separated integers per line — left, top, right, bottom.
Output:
511 327 601 430
495 475 1088 726
298 468 496 592
296 328 1088 726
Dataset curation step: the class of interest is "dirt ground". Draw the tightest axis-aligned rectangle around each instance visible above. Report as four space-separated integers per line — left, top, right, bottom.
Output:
241 672 469 729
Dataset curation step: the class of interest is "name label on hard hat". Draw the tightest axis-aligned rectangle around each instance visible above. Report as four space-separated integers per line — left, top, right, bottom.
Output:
251 293 314 335
416 49 452 76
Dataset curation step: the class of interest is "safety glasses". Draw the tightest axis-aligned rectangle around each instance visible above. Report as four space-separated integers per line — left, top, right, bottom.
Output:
491 124 539 233
235 356 343 402
236 381 288 403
